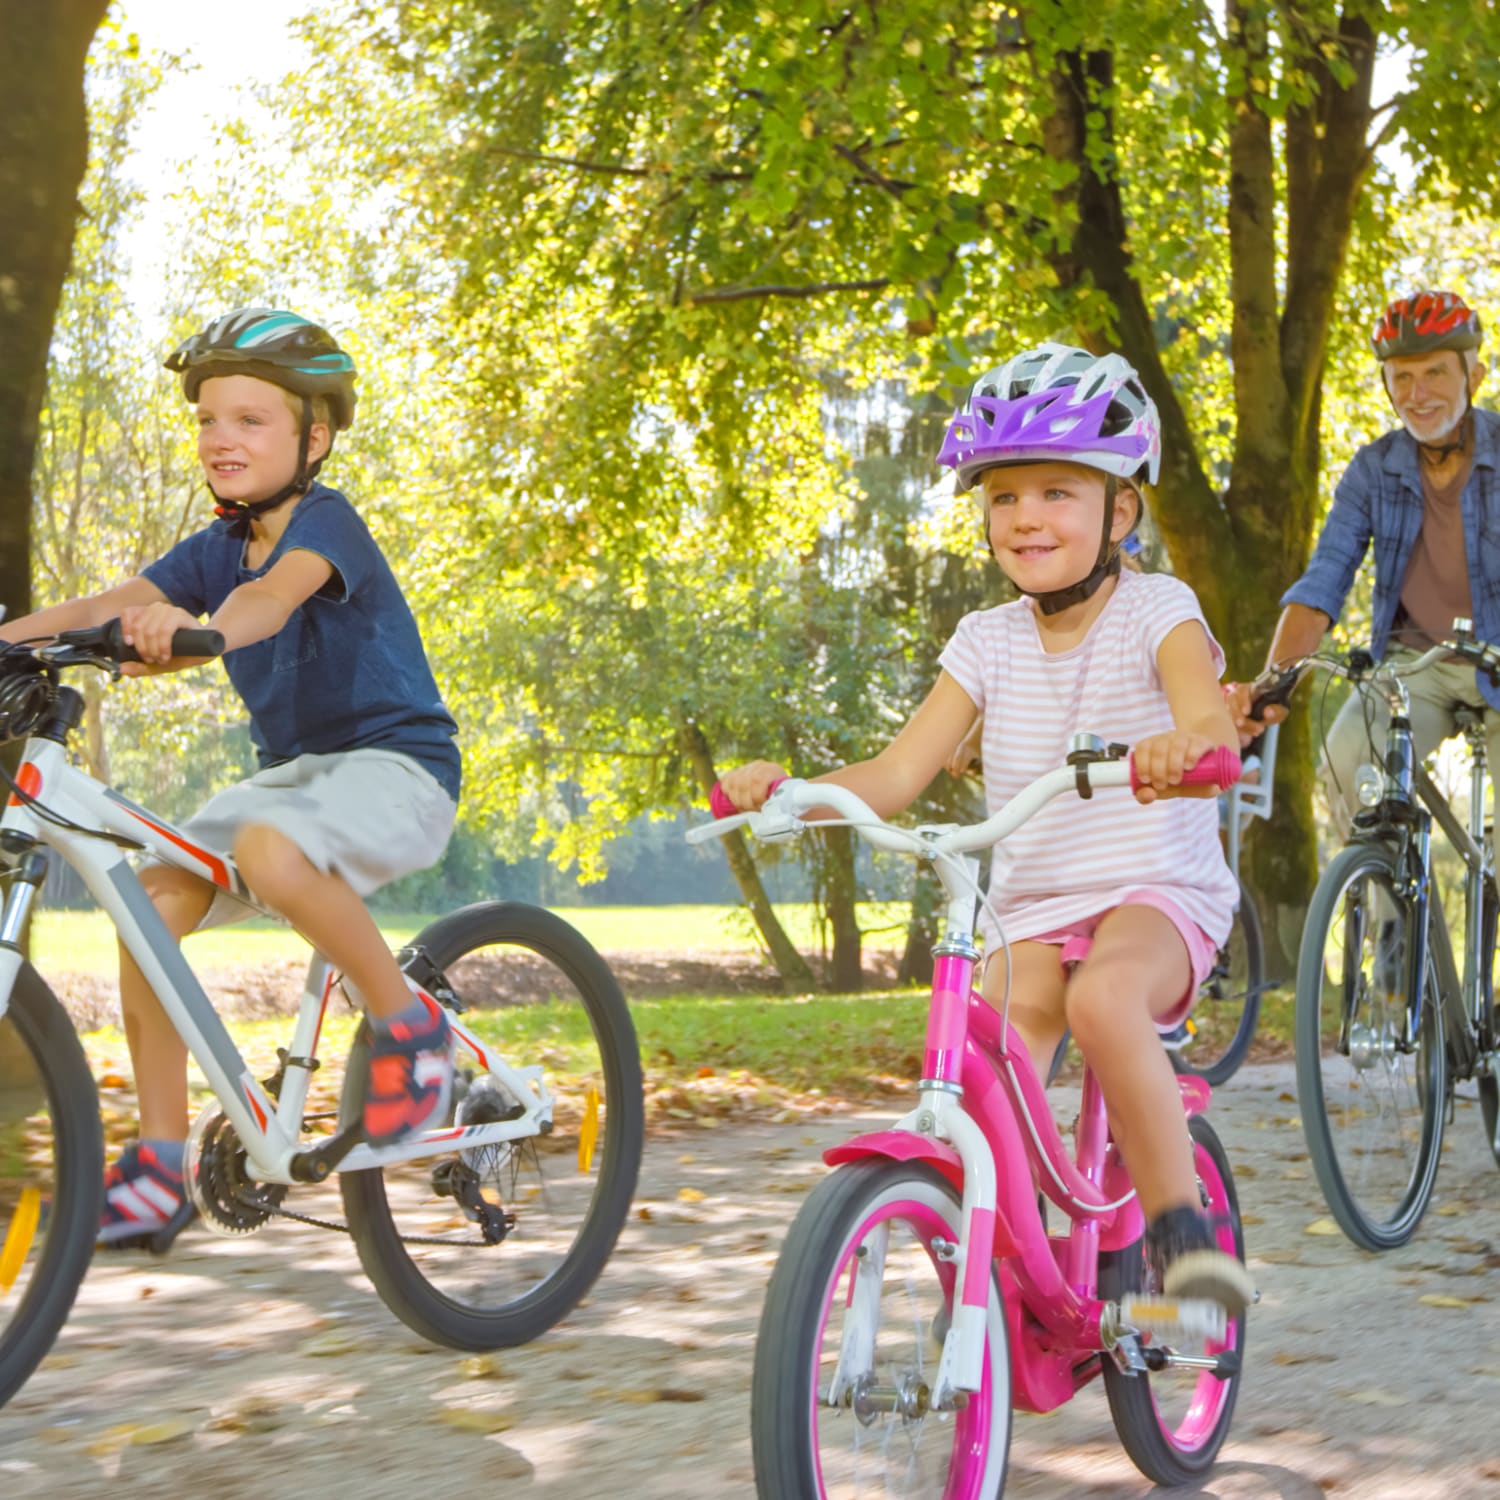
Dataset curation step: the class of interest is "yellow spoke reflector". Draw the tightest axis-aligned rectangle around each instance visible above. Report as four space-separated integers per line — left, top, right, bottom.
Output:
578 1086 600 1173
0 1187 41 1296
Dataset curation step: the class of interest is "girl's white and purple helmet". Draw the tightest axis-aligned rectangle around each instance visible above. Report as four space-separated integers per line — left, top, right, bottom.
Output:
936 343 1162 491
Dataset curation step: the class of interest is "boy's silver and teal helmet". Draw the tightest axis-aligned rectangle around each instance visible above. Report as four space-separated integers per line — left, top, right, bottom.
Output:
165 307 358 430
166 308 358 532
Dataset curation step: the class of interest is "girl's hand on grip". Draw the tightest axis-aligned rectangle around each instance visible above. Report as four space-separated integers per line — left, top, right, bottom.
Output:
1130 731 1220 805
717 761 789 813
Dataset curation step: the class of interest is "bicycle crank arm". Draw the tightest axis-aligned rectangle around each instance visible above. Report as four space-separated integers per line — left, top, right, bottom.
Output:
1142 1345 1242 1381
289 1120 365 1183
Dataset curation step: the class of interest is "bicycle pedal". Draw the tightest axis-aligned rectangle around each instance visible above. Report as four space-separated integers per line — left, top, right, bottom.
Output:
1118 1294 1227 1345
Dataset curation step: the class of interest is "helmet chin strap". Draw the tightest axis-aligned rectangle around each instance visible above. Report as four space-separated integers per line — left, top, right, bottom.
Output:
212 397 321 538
1015 474 1128 617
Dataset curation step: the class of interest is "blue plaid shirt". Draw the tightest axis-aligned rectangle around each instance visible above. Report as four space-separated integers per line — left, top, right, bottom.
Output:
1283 406 1500 711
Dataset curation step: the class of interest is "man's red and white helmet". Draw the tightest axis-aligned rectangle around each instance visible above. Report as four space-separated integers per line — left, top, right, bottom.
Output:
1371 291 1483 361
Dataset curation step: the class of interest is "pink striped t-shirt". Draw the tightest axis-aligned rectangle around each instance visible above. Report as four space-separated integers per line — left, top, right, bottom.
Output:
937 569 1238 950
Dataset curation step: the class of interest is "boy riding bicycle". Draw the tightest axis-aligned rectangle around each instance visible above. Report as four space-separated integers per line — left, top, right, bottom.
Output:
720 343 1255 1315
0 307 461 1246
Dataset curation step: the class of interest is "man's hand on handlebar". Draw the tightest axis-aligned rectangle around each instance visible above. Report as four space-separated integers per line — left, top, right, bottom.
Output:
717 760 790 813
118 602 211 675
1226 664 1301 746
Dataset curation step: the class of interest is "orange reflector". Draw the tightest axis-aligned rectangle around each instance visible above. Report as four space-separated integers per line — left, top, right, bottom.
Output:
6 763 41 809
578 1086 600 1172
0 1187 41 1295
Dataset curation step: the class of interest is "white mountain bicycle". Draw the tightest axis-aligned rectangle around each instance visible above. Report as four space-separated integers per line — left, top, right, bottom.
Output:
0 621 643 1409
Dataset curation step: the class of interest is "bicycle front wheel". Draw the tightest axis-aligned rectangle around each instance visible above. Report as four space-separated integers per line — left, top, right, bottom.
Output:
1100 1114 1244 1487
0 964 103 1409
751 1160 1011 1499
1173 874 1264 1087
1295 842 1445 1250
341 902 643 1349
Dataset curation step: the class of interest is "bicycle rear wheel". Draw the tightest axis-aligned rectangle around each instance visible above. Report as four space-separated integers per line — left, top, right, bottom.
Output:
1099 1114 1244 1487
751 1160 1011 1499
1295 842 1445 1250
1173 874 1264 1087
340 902 643 1348
0 965 103 1409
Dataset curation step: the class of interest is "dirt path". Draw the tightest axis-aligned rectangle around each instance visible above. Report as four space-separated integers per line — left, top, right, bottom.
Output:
5 1060 1500 1499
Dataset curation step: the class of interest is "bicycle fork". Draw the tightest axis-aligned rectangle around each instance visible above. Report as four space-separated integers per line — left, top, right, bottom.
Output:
0 837 48 1021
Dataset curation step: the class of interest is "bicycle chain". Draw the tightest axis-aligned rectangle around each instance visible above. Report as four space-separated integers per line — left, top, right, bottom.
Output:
232 1188 496 1247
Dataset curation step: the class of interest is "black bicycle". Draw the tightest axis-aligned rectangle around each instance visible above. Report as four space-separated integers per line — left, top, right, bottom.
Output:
1274 621 1500 1250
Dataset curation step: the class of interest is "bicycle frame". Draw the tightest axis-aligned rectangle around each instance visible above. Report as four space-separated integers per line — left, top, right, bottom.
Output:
823 833 1211 1412
0 732 549 1184
1338 654 1499 1064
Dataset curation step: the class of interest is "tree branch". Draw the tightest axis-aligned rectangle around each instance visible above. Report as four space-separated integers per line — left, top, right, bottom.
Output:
485 142 750 184
687 277 890 305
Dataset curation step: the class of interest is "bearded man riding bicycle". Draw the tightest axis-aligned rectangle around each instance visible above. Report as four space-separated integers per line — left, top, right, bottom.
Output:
1229 290 1500 838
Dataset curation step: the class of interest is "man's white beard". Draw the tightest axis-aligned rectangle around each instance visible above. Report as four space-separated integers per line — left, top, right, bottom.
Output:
1401 401 1465 445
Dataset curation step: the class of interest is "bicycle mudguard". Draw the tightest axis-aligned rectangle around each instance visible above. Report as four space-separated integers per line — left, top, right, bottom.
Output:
823 1132 1021 1259
1176 1074 1211 1118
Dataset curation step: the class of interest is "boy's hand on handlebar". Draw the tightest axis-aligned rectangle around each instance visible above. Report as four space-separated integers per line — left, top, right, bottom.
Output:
118 602 204 674
718 761 789 813
1130 732 1222 805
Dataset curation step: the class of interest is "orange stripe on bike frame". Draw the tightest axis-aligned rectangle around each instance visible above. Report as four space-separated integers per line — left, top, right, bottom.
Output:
123 808 232 889
6 763 41 809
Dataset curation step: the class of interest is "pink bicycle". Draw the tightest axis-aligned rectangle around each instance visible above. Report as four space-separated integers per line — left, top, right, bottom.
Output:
692 736 1249 1496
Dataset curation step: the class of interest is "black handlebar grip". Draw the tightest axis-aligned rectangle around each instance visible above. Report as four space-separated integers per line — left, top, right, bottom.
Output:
169 629 226 658
1246 667 1299 723
102 619 225 663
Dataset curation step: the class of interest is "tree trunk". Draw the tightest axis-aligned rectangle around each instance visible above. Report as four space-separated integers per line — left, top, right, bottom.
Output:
1043 17 1377 976
0 0 109 622
679 720 816 992
820 826 862 992
898 869 939 987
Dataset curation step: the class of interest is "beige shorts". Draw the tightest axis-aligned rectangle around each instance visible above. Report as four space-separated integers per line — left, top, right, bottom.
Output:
152 749 457 930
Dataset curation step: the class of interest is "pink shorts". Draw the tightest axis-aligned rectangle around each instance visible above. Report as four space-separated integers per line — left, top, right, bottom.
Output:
1026 890 1220 1031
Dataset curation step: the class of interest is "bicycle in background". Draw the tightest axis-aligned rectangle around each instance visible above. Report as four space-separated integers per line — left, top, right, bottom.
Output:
1165 722 1281 1085
1272 620 1500 1250
0 622 644 1408
694 739 1250 1495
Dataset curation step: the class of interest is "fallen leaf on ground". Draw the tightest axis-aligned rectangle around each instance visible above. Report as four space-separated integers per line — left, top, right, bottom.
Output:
1344 1390 1405 1408
1304 1218 1342 1236
677 1187 706 1203
1418 1293 1474 1309
436 1408 515 1434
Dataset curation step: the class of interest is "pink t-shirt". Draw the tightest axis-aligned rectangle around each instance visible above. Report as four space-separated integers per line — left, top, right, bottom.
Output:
938 569 1238 949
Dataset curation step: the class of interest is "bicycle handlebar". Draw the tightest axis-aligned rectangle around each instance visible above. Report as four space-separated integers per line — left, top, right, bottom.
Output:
69 620 226 665
1249 621 1500 721
695 747 1241 856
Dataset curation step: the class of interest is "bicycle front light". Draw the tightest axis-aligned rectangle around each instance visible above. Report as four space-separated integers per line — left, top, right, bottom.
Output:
1354 765 1384 808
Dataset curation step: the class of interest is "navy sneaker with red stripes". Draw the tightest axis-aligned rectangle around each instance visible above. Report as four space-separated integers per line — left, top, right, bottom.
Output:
99 1141 195 1248
364 989 454 1147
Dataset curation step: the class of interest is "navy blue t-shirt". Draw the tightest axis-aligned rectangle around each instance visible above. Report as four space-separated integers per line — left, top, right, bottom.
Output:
143 485 461 800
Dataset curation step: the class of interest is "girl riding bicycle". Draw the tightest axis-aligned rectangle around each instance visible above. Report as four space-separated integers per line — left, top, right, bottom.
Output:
0 308 461 1246
721 342 1254 1315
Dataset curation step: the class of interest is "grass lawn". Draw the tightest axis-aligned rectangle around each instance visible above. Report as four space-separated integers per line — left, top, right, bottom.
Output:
32 901 911 978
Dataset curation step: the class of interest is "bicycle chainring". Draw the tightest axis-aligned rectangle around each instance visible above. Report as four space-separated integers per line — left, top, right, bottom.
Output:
185 1107 288 1236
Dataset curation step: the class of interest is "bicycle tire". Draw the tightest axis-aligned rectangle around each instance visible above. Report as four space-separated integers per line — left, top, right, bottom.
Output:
0 964 103 1409
1172 874 1264 1087
1099 1114 1244 1487
1295 841 1445 1250
340 902 643 1349
751 1159 1011 1499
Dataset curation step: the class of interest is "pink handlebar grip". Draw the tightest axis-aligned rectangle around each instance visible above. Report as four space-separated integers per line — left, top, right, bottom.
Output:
1129 746 1242 794
708 776 787 818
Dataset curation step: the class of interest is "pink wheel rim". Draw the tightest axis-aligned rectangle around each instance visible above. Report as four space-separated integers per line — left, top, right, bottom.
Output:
809 1195 995 1498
